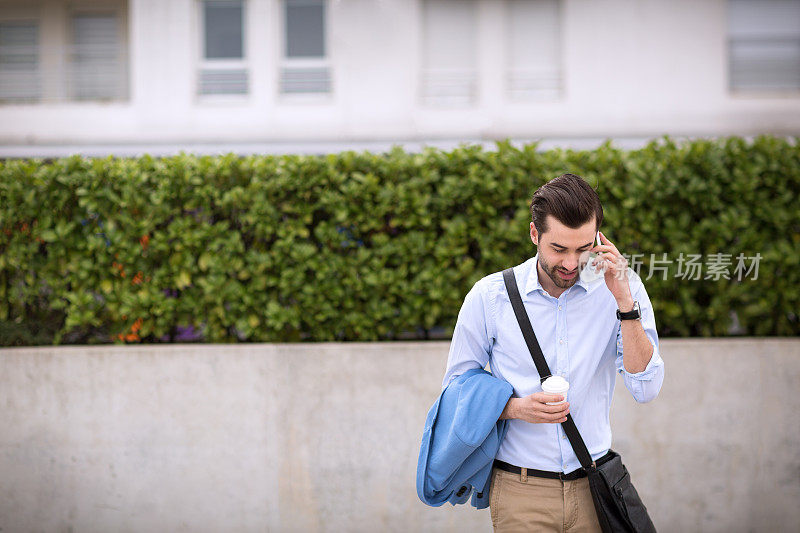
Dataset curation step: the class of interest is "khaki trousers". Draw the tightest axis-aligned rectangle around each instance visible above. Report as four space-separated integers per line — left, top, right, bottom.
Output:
489 466 603 533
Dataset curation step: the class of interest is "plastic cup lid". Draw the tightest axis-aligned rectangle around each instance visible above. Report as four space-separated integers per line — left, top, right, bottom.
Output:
542 375 569 392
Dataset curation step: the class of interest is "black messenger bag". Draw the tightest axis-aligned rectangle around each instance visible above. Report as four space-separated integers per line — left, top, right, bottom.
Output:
502 268 656 533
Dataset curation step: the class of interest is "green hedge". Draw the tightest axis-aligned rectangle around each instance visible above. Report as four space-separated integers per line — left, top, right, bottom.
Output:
1 136 798 346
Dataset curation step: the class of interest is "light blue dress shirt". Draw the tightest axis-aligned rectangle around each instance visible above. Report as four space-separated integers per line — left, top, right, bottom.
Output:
442 254 665 473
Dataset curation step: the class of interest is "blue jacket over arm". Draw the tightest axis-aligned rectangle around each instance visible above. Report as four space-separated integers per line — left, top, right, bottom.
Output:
416 368 514 509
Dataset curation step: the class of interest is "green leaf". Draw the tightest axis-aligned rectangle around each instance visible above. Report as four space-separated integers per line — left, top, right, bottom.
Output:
176 271 192 289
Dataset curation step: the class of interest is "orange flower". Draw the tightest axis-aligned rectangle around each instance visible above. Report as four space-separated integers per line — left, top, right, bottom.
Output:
112 261 126 277
132 271 143 285
140 234 149 250
131 318 143 333
125 333 139 342
20 223 29 233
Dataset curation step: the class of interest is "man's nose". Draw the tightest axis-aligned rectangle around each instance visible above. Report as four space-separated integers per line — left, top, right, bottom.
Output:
562 255 579 271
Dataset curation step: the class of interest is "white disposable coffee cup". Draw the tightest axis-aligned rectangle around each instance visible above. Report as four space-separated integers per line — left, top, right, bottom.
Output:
541 375 569 405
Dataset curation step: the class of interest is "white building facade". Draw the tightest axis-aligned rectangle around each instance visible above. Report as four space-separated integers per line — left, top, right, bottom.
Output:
0 0 798 153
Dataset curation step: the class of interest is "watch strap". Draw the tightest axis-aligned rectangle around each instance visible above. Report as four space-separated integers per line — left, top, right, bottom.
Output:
616 301 640 320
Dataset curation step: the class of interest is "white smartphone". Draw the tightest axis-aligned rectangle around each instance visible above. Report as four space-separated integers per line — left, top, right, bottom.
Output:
579 231 605 283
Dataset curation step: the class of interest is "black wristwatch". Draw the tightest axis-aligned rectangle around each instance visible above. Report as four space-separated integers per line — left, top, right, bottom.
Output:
616 301 641 320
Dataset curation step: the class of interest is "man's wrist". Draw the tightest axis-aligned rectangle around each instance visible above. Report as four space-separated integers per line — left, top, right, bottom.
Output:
500 398 517 420
616 296 635 313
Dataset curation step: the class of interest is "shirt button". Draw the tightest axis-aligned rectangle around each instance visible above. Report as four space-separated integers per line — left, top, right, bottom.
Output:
558 305 562 310
562 435 567 439
559 339 564 344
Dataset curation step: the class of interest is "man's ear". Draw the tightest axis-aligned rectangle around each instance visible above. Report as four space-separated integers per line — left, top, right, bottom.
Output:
530 222 538 246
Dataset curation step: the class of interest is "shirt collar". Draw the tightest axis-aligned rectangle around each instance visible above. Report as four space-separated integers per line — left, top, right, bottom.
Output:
525 252 590 296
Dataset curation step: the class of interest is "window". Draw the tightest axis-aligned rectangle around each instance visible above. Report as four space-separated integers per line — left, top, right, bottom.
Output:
199 0 248 96
280 0 330 95
506 0 562 100
0 1 128 105
68 12 127 101
421 0 477 105
728 0 800 92
0 20 41 103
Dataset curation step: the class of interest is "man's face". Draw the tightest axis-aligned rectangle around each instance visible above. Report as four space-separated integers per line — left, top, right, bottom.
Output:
530 215 597 289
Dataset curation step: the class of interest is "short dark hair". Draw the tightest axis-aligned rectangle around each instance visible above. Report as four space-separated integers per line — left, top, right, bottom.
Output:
529 173 603 234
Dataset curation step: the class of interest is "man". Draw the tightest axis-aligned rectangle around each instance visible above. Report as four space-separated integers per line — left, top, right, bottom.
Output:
442 173 664 532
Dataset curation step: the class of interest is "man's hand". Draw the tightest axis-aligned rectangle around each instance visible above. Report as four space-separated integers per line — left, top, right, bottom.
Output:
499 393 570 423
590 230 633 307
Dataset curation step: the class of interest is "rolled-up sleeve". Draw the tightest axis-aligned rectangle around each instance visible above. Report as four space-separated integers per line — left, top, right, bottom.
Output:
614 275 664 403
442 278 494 390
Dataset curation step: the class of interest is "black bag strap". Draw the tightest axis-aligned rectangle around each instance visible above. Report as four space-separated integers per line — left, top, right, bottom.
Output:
502 267 596 471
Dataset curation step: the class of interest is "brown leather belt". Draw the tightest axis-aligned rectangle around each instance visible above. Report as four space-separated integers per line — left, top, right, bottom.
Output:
493 451 614 481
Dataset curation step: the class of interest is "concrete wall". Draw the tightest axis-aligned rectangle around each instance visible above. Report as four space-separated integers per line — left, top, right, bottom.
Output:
0 338 798 532
0 0 798 148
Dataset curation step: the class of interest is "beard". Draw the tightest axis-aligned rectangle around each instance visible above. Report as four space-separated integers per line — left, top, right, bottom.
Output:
538 254 581 289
